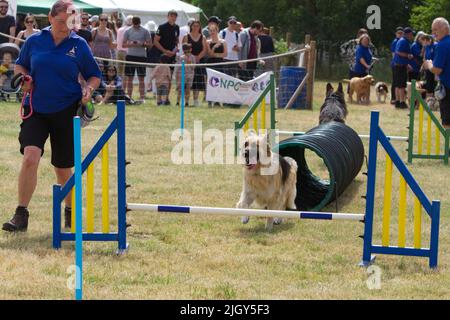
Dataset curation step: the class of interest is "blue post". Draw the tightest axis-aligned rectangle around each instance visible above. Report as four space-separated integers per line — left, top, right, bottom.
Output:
360 111 379 266
180 60 185 135
117 101 128 253
73 116 83 300
52 185 62 249
429 200 440 268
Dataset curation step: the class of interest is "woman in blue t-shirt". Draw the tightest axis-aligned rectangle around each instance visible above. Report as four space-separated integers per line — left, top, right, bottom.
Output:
2 0 101 233
420 34 437 95
352 34 373 78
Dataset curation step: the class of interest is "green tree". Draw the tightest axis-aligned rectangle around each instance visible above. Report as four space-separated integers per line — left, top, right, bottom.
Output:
410 0 450 33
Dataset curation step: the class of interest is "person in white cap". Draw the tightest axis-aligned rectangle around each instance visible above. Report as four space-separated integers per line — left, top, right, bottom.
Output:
116 15 133 79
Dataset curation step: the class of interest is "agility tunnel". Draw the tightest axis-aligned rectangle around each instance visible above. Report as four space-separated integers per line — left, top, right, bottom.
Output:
275 122 364 211
408 80 450 165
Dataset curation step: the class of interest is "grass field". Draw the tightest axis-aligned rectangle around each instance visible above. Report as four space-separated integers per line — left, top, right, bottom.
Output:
0 81 449 299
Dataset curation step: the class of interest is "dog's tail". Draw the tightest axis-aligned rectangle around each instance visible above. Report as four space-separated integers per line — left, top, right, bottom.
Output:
342 79 351 83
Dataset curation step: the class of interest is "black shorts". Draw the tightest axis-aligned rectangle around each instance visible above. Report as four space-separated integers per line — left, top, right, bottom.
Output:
18 102 78 168
393 65 408 89
125 55 147 77
439 86 450 126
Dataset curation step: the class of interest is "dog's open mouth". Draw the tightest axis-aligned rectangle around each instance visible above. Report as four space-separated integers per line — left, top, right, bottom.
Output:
246 164 257 170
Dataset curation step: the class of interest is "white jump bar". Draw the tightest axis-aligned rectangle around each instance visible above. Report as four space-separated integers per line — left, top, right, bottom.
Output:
127 203 365 221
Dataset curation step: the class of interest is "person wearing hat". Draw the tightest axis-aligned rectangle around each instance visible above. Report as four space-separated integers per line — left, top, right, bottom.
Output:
89 15 99 29
390 27 404 104
423 17 450 129
202 16 221 40
393 27 415 109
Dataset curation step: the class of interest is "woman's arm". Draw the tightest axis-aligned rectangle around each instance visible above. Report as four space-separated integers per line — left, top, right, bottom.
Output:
219 41 228 58
14 31 24 46
108 29 117 49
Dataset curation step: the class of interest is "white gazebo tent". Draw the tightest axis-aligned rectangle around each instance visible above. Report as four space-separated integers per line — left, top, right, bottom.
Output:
81 0 203 27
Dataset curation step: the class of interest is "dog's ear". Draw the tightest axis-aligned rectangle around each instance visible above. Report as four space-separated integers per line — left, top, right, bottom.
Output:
326 83 334 96
337 82 343 94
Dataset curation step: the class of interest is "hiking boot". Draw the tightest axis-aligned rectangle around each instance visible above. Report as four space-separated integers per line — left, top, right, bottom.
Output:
395 101 401 109
400 102 408 109
2 207 29 232
64 207 72 229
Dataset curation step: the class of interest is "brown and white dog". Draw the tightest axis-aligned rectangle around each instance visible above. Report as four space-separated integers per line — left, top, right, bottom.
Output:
374 82 389 103
237 133 298 231
344 75 375 105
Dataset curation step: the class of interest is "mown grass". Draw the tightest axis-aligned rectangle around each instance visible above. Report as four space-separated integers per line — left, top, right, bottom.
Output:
0 81 449 299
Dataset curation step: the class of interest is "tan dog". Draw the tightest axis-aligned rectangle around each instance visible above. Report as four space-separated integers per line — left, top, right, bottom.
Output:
236 133 298 231
344 75 375 105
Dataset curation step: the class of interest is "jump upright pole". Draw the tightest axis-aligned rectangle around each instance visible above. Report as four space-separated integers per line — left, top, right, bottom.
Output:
73 116 83 301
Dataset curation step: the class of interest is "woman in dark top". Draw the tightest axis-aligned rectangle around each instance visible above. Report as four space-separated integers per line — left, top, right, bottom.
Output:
258 27 275 72
206 24 227 73
183 20 207 107
206 24 227 107
14 14 39 48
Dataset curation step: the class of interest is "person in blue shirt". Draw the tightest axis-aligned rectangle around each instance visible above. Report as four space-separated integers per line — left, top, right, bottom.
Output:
423 17 450 129
393 27 415 109
420 34 437 96
408 31 425 81
2 0 101 233
352 34 373 78
390 27 404 104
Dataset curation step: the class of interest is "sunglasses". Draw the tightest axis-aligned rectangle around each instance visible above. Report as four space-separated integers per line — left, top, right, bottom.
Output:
100 19 108 22
25 20 34 24
0 6 8 9
107 69 116 72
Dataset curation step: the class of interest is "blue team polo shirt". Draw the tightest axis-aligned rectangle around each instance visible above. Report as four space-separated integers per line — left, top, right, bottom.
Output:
390 38 399 67
433 35 450 88
393 37 411 66
353 45 372 74
16 26 101 114
409 41 423 73
425 42 436 60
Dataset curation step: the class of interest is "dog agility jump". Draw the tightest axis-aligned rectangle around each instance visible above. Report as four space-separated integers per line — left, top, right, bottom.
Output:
408 80 450 165
53 101 441 272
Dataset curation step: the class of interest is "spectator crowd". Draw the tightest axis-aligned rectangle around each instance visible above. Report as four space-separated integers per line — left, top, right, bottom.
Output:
0 1 275 107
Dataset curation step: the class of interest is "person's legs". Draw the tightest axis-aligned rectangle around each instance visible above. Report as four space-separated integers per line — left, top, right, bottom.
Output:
54 167 72 208
138 76 146 101
127 76 134 98
18 146 41 207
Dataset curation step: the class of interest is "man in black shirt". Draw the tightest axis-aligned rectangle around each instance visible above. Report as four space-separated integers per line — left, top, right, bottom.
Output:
153 10 180 63
0 0 15 44
76 12 92 45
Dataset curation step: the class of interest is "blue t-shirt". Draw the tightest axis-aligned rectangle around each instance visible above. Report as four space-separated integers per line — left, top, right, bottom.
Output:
16 27 101 114
425 43 436 60
433 35 450 88
393 37 411 66
409 41 423 73
353 45 372 74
